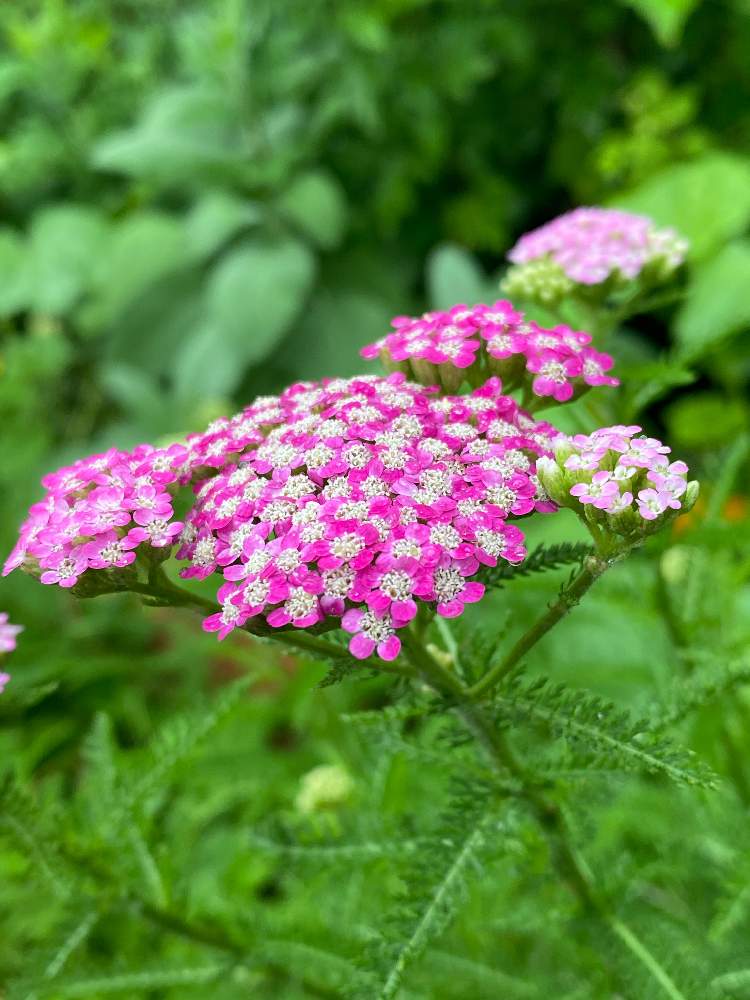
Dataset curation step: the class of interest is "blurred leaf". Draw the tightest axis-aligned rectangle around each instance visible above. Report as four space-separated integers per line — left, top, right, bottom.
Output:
174 237 315 396
620 357 696 415
92 85 246 187
105 268 206 377
185 192 263 261
621 0 700 46
665 391 749 449
83 213 187 332
613 153 750 259
675 240 750 360
28 204 108 315
280 289 393 380
276 170 348 250
427 244 491 310
0 228 30 316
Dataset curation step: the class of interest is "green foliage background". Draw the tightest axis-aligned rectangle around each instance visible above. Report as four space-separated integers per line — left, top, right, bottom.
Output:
1 1 750 997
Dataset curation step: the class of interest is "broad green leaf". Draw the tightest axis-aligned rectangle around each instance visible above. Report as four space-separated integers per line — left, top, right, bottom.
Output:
622 0 700 46
28 204 109 315
92 85 247 186
82 212 187 332
427 243 492 310
175 237 315 395
675 240 750 360
0 227 30 316
277 170 348 249
613 153 750 259
185 191 263 261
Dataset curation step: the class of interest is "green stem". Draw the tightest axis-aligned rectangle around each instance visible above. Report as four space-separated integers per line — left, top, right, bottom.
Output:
132 573 415 680
468 554 610 700
608 916 688 1000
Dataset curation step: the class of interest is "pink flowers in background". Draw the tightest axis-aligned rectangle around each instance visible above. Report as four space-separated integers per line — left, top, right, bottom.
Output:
361 301 617 404
507 207 688 285
2 443 189 591
538 425 695 527
0 612 22 693
0 612 21 654
177 374 558 660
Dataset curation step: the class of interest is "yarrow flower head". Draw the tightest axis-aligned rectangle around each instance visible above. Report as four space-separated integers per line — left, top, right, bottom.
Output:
2 443 189 593
504 207 688 303
536 425 699 549
360 301 617 403
0 612 22 693
176 374 558 660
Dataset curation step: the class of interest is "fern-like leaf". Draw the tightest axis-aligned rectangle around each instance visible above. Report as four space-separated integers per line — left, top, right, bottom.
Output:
477 542 594 589
654 657 750 730
8 962 232 998
120 676 251 811
358 780 497 1000
0 779 75 899
491 675 718 788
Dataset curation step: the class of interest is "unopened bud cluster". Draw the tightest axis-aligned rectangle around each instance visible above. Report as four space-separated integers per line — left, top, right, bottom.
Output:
536 425 699 547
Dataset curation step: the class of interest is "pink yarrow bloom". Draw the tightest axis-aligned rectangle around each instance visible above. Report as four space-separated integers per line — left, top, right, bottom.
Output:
536 425 698 541
360 301 617 406
507 207 688 285
7 374 561 665
0 613 22 654
3 442 187 591
174 374 559 659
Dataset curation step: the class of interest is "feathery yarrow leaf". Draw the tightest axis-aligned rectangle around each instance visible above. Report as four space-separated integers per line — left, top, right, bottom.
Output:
491 675 718 788
477 541 594 589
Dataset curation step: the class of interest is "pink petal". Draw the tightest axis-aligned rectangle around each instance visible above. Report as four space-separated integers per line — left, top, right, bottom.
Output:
350 633 377 659
377 635 402 661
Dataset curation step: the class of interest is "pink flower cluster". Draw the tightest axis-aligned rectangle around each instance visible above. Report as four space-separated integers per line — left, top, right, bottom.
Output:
0 612 21 693
177 374 557 660
2 443 188 589
361 301 617 403
507 207 688 285
542 425 694 523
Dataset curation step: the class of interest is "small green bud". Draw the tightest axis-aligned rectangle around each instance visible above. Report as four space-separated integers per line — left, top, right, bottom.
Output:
295 764 355 814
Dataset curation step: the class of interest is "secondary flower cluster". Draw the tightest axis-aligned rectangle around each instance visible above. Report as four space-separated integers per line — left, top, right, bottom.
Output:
0 612 21 693
2 443 188 590
504 207 688 302
177 374 558 660
361 301 617 403
536 425 699 543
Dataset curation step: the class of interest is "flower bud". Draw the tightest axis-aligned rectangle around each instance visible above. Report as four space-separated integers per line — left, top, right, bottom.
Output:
295 764 355 814
535 456 570 508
